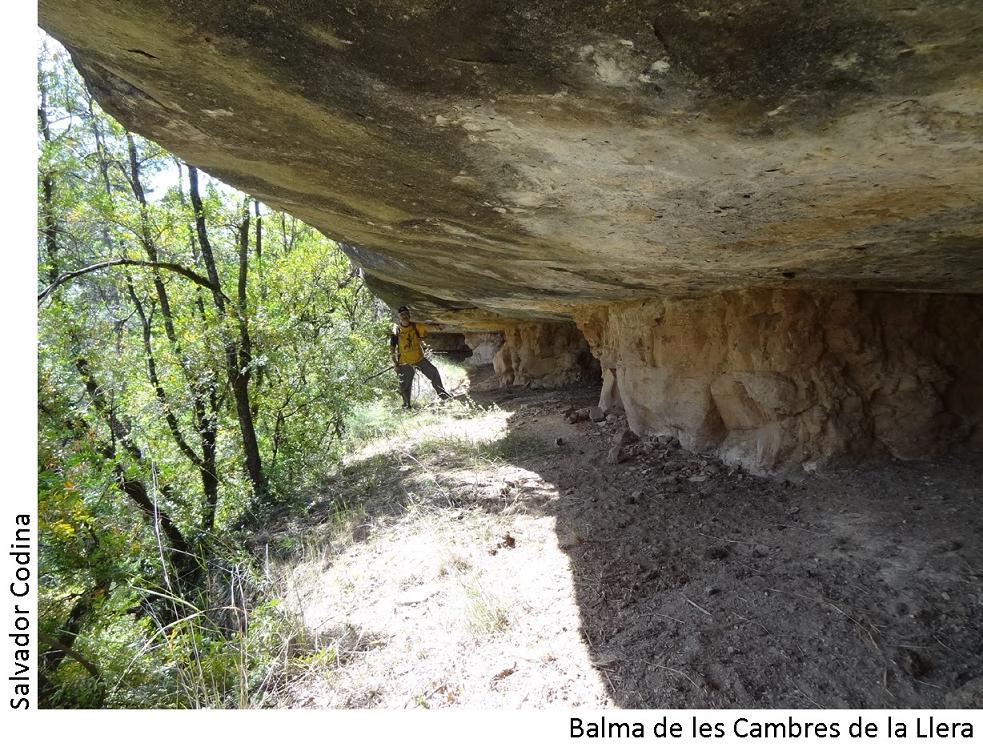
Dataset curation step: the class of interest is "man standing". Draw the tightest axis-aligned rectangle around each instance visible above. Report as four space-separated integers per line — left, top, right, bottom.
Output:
390 305 450 408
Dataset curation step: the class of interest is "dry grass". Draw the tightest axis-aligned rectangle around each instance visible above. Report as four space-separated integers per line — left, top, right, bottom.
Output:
262 399 611 708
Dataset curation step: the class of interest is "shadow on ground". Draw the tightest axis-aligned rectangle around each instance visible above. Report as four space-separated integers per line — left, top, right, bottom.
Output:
473 386 983 708
263 381 983 708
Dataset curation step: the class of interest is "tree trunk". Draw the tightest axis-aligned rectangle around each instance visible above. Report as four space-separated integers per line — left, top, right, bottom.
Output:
122 139 222 524
233 198 268 497
66 362 195 573
200 422 219 531
38 76 60 283
38 584 107 705
188 165 226 312
128 281 203 469
189 167 268 500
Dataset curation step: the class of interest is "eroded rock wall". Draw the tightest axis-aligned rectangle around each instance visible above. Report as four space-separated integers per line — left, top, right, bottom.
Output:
492 323 599 389
462 332 504 368
576 291 983 472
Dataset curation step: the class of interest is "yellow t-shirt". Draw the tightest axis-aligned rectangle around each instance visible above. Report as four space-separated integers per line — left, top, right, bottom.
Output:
393 322 427 365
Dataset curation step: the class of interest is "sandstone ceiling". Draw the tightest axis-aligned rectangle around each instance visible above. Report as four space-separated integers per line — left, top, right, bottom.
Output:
40 1 983 327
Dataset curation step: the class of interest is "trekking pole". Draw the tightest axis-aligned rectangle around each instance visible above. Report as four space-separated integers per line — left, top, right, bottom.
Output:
361 363 396 383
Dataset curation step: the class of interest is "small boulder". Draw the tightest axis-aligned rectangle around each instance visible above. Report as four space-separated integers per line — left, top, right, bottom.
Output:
616 428 640 447
656 435 680 449
607 446 629 464
589 406 606 422
566 408 589 423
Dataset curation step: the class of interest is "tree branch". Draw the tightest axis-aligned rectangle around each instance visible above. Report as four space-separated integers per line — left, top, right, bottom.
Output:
126 280 204 469
39 631 102 680
188 164 226 313
39 259 229 305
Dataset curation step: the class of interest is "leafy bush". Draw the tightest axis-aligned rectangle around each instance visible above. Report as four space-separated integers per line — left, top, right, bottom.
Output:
37 39 395 707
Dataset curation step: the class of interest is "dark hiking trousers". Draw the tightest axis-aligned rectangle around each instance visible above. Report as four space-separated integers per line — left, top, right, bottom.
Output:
398 358 450 407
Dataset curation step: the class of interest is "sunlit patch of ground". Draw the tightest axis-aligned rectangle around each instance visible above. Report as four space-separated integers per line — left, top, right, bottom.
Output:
278 400 611 708
349 403 511 464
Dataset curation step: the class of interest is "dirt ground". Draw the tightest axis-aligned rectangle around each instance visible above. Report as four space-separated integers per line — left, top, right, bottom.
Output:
267 370 983 709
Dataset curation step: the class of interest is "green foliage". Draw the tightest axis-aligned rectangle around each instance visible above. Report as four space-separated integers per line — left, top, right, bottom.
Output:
37 37 392 707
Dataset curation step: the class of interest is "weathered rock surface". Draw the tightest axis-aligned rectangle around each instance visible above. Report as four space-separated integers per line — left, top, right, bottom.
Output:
40 0 983 321
493 323 598 389
462 332 503 368
577 290 983 472
39 1 983 468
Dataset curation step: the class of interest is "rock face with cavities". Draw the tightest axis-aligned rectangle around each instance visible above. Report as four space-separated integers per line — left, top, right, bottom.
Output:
40 0 983 470
579 292 983 472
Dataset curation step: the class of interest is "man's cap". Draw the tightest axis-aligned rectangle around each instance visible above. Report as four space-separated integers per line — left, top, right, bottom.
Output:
397 305 410 313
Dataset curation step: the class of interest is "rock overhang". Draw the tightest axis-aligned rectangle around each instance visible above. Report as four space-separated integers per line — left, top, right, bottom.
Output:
39 0 983 326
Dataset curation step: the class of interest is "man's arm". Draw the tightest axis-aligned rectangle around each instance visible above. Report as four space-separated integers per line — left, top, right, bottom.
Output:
389 331 399 363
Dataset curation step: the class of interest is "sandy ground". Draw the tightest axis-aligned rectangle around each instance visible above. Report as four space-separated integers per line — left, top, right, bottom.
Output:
263 375 983 709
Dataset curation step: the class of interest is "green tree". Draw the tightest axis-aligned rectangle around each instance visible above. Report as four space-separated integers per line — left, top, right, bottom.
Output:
37 37 391 706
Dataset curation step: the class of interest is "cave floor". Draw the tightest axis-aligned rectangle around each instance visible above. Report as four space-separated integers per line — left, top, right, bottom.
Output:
266 373 983 709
